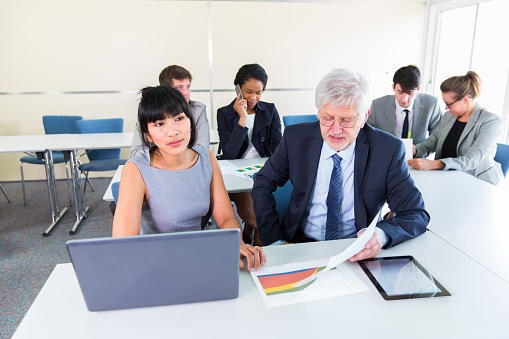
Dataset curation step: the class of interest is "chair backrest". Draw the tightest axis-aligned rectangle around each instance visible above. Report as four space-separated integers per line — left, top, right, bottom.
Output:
494 143 509 177
76 118 124 161
283 115 318 127
253 172 293 223
43 115 83 134
111 181 120 204
274 180 294 222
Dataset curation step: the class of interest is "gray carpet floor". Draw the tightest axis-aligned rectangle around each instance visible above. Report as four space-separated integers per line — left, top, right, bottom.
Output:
0 178 113 339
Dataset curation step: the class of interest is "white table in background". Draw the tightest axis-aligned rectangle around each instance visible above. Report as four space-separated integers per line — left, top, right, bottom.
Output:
102 158 267 202
0 134 70 234
48 132 133 234
12 232 509 338
410 169 509 283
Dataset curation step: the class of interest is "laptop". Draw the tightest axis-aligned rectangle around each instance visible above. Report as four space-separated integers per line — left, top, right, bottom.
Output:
66 229 240 312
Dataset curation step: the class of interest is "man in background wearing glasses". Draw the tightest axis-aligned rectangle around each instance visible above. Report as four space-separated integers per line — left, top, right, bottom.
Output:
252 68 429 261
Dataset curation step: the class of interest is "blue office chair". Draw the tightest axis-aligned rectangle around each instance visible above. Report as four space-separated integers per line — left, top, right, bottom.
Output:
273 180 294 223
253 173 294 223
19 115 83 206
494 143 509 177
283 114 318 127
111 181 120 204
76 118 127 193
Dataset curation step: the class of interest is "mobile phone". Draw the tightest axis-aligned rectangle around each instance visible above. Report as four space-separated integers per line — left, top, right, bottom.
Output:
235 84 244 99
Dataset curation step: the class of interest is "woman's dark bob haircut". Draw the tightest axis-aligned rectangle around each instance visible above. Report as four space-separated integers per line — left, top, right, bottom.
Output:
233 63 268 90
138 86 196 150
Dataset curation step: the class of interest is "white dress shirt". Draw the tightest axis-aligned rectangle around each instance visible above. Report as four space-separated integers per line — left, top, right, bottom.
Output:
242 114 261 159
394 99 415 139
303 140 357 240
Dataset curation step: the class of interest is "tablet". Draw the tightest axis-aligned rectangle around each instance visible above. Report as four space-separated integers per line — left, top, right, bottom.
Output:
358 256 451 301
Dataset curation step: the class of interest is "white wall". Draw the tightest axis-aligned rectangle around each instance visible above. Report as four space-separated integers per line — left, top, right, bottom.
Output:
0 0 426 181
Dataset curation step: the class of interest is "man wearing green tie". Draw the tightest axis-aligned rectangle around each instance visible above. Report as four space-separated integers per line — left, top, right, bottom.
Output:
367 65 442 144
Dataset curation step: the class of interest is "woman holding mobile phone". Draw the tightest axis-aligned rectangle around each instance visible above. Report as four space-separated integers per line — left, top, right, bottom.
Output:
217 63 282 246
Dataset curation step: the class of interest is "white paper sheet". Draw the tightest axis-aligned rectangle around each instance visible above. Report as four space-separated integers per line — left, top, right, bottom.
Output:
218 161 240 175
219 161 265 180
291 216 377 288
250 259 369 308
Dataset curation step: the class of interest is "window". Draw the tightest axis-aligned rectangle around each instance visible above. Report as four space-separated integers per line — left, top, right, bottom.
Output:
429 0 509 141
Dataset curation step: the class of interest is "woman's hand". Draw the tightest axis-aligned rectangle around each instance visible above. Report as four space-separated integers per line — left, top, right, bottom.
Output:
413 144 417 157
233 93 248 127
239 243 266 271
407 159 445 171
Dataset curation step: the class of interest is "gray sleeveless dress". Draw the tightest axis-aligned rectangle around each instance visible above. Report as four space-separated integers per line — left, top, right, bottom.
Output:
128 146 212 234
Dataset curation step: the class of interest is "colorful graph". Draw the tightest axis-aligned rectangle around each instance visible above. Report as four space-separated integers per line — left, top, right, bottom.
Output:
257 266 327 295
235 164 263 172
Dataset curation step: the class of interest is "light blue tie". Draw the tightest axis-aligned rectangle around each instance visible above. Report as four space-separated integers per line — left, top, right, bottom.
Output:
325 154 342 240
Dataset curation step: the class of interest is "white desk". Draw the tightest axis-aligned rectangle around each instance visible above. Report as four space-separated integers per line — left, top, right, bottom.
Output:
12 232 509 338
410 169 509 283
48 133 133 234
103 157 267 201
0 134 70 233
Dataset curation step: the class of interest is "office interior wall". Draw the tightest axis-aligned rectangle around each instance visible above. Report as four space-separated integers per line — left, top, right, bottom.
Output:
0 0 425 181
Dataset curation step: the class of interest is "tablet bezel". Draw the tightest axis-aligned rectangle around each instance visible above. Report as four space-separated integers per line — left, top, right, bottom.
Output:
358 255 451 301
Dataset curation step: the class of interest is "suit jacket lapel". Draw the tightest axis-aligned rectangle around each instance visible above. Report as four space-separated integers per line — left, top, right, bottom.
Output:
412 95 424 137
458 103 482 148
384 98 396 135
297 124 323 223
252 102 268 137
354 127 369 231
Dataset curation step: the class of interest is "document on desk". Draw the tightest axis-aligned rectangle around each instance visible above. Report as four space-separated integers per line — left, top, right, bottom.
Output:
251 259 369 308
218 161 264 180
250 218 376 308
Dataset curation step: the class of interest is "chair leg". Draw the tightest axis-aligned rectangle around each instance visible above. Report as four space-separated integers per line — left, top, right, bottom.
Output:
87 176 95 192
65 162 73 206
77 159 94 192
83 172 95 192
82 171 95 194
20 162 27 206
0 183 11 203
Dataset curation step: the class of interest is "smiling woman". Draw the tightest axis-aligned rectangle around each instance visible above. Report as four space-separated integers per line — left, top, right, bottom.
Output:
112 86 265 271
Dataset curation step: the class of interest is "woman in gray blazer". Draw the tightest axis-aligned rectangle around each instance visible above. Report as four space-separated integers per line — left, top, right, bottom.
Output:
408 71 503 185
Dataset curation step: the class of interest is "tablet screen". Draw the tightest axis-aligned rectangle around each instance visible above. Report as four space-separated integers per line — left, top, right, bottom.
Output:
358 256 451 300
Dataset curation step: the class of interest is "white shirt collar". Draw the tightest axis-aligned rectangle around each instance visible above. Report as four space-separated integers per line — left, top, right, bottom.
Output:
321 140 356 165
395 98 415 114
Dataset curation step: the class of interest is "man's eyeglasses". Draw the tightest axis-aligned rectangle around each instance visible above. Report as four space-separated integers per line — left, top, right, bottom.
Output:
319 115 360 128
444 97 461 108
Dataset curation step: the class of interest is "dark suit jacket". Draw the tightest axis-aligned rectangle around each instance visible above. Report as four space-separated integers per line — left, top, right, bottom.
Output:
252 122 429 247
217 100 282 159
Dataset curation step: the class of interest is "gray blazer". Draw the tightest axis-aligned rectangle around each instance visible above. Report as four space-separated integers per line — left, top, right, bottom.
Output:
130 100 210 157
368 93 442 144
415 103 503 185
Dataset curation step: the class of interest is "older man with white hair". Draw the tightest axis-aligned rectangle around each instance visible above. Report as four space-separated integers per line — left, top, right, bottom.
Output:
252 68 429 261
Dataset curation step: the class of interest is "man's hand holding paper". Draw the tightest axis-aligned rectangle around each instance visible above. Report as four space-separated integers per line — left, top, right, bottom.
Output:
348 231 382 262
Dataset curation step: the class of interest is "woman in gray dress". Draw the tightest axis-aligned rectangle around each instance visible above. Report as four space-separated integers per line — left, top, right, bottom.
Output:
408 71 503 185
113 86 265 271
